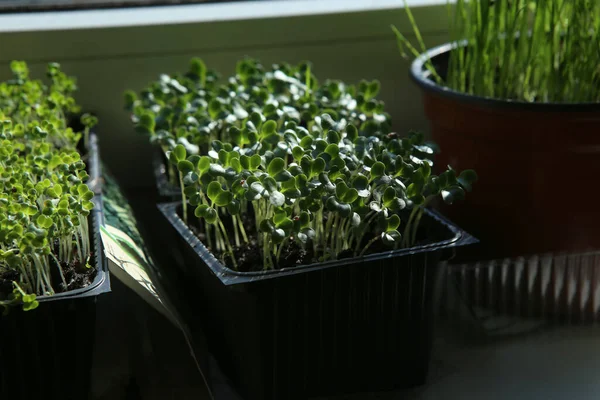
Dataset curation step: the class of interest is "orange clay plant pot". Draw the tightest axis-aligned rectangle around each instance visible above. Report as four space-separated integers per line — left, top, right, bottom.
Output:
410 42 600 259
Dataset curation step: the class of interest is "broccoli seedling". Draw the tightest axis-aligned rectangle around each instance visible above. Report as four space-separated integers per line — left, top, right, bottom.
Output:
178 111 476 269
126 58 393 188
126 57 476 270
0 62 95 311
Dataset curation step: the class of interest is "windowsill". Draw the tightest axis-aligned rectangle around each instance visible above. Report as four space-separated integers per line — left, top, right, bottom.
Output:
0 0 447 32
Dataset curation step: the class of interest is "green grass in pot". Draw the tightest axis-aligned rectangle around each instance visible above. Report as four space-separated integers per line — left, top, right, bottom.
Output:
393 0 600 103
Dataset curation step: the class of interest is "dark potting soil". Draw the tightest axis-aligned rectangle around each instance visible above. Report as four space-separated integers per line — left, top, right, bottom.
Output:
187 211 315 272
0 253 96 300
0 269 20 299
182 206 443 273
229 241 315 272
221 234 431 272
52 255 96 293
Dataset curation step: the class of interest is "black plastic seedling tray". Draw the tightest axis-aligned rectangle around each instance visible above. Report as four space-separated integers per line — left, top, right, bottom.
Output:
159 201 476 400
0 134 110 399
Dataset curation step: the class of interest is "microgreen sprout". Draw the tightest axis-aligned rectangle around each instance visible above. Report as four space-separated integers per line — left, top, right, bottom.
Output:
173 112 476 270
0 62 96 312
126 58 391 186
127 58 476 270
0 61 97 148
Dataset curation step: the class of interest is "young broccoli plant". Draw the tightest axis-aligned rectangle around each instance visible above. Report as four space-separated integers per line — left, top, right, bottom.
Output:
125 58 220 184
0 61 95 149
0 118 95 312
126 58 392 191
127 57 476 271
172 112 476 271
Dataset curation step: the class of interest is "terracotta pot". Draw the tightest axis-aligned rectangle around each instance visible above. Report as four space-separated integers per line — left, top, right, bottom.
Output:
410 42 600 259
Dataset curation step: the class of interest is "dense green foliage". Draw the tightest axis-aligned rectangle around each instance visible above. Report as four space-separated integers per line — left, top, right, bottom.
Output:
394 0 600 103
0 62 97 312
127 58 476 270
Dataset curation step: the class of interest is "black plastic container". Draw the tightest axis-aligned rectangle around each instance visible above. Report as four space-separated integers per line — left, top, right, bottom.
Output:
159 201 476 400
0 133 110 399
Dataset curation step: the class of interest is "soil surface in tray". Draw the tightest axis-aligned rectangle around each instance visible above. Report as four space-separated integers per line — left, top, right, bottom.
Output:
53 256 97 292
0 254 97 300
223 239 397 272
183 207 445 273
